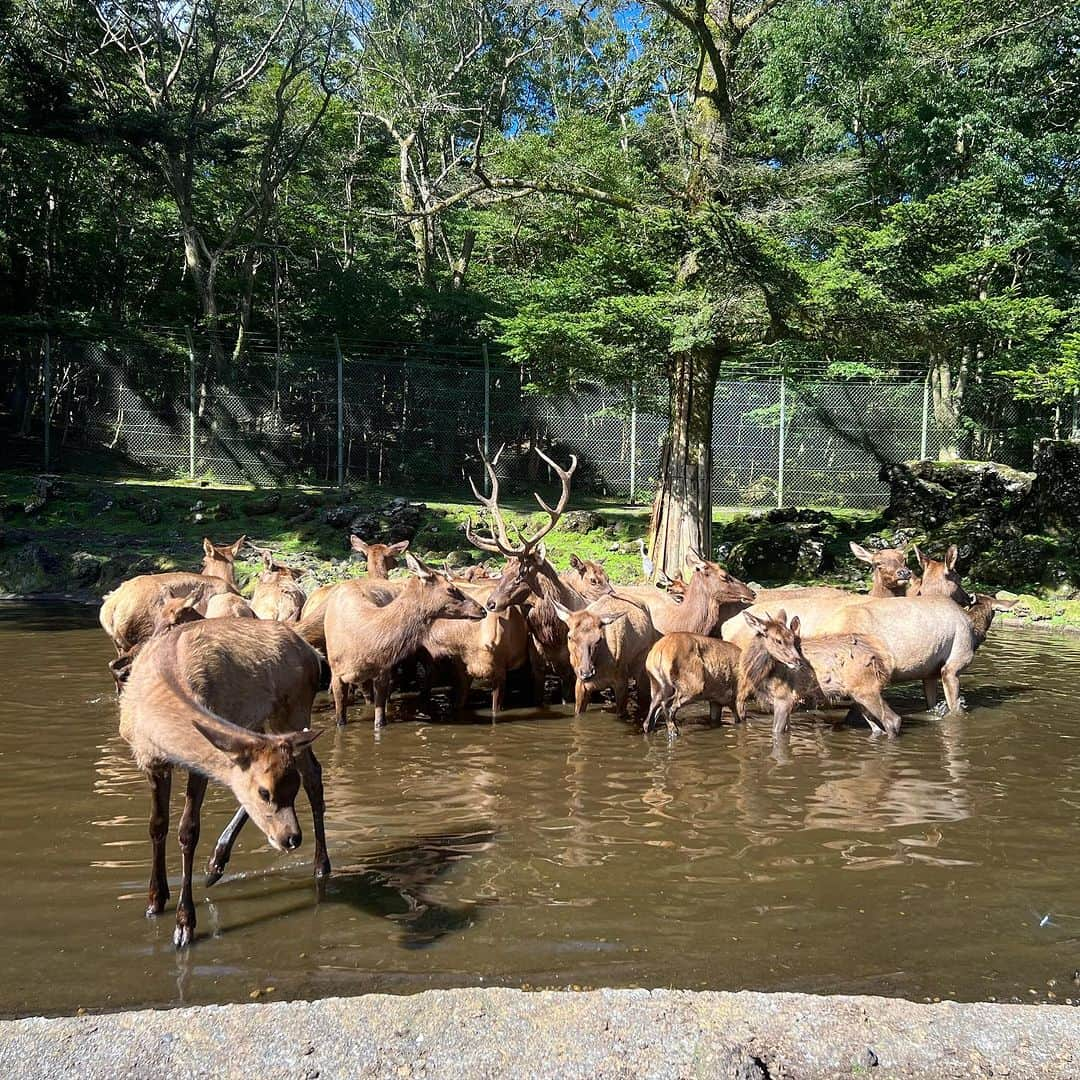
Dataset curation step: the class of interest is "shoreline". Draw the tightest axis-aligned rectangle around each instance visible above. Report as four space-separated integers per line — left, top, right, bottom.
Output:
3 986 1079 1079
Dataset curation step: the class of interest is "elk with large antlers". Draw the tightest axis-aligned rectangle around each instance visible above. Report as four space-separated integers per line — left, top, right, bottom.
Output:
464 444 586 699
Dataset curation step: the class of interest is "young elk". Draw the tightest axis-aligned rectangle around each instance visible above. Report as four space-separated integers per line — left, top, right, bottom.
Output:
643 633 744 736
737 610 901 736
849 542 915 597
119 618 325 947
464 444 585 698
204 593 257 619
108 591 207 695
552 595 657 717
250 549 306 622
350 536 409 578
325 552 486 727
909 545 972 605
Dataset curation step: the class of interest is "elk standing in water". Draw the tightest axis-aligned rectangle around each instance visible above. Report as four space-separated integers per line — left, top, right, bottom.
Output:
119 617 325 947
465 445 587 699
737 610 900 736
324 553 486 727
250 549 306 622
98 536 245 654
643 633 744 735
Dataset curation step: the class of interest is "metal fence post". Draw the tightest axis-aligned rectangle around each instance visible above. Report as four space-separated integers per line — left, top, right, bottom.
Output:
334 335 344 488
776 373 786 508
629 381 638 504
184 328 196 479
482 342 491 492
42 332 52 470
920 370 931 460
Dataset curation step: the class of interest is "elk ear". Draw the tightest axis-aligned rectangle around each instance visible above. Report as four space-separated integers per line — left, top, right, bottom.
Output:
228 536 247 558
349 535 369 554
742 611 768 635
192 718 262 765
181 592 203 611
282 727 323 755
775 609 787 626
788 615 801 637
945 544 959 570
569 554 585 572
262 549 273 569
535 541 547 563
686 548 706 569
387 540 410 555
599 611 626 627
551 600 572 624
914 545 928 569
203 537 215 558
849 542 874 564
405 551 435 581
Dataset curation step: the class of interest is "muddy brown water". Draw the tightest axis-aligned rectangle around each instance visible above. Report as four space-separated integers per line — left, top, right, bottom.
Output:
3 602 1080 1018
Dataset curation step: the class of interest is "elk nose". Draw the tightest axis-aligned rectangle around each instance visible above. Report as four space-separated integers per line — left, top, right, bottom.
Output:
283 831 302 851
898 568 912 580
579 668 595 681
486 598 497 612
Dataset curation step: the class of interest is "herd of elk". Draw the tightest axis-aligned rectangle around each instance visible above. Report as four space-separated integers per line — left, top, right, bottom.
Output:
100 445 1016 949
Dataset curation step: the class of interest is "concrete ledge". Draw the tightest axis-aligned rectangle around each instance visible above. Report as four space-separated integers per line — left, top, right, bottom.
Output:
3 987 1078 1079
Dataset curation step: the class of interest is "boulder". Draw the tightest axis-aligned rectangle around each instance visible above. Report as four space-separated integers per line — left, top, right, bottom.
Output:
561 510 605 534
1032 440 1080 527
880 460 1034 529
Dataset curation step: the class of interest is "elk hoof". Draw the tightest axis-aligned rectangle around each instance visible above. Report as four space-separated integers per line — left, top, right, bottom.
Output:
205 864 224 888
314 857 331 879
145 896 168 918
173 923 195 949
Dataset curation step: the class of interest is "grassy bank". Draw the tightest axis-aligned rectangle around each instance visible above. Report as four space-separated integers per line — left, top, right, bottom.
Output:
2 469 1079 631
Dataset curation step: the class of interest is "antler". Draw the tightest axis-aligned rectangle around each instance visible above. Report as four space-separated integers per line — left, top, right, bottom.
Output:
516 446 577 550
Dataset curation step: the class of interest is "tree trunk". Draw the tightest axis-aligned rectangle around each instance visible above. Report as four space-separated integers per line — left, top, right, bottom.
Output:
931 353 960 460
647 346 721 577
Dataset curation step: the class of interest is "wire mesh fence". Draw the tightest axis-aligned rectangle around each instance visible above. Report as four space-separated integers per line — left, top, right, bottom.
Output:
3 329 949 509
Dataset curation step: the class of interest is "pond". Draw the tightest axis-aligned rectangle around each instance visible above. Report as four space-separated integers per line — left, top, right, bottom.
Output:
2 601 1079 1017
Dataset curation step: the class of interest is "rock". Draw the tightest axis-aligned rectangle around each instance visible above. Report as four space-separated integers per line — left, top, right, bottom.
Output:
322 504 359 528
862 1047 880 1068
561 510 605 534
248 492 281 516
1032 440 1080 526
881 460 1035 529
68 552 104 587
443 550 475 569
137 502 161 525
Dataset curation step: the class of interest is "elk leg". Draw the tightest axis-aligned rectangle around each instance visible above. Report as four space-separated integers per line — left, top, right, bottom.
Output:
527 639 545 706
146 766 172 917
772 698 794 737
205 807 248 887
174 771 208 949
709 700 723 724
664 695 682 737
574 679 591 715
451 659 471 716
942 667 963 714
922 677 937 711
613 678 629 718
372 673 391 727
491 673 505 719
331 673 350 726
296 749 331 880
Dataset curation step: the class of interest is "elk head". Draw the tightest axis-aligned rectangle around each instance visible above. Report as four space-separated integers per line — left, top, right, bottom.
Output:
551 599 625 682
567 554 614 602
913 545 972 606
258 548 303 582
685 548 756 604
657 571 688 603
192 721 322 851
201 536 246 584
350 536 409 579
964 593 1017 644
152 590 206 636
463 443 578 613
850 542 913 595
742 609 804 670
405 552 487 621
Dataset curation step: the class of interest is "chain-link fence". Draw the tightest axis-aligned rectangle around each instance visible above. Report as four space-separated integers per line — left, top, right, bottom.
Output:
3 329 948 509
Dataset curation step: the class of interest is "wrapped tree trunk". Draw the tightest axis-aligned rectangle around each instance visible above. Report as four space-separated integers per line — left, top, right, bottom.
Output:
648 345 722 578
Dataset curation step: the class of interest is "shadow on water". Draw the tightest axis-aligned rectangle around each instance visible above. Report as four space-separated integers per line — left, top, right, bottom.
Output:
0 600 99 631
326 825 497 947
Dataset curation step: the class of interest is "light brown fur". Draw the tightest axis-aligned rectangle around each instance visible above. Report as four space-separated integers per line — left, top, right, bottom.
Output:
643 633 744 735
250 549 306 622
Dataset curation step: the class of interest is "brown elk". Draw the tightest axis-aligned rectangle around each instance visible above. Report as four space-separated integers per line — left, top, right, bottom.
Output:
350 536 409 578
250 549 306 622
909 545 972 605
965 593 1018 645
849 542 914 597
552 594 658 716
737 610 900 736
119 618 325 947
200 536 247 585
464 445 586 698
643 633 744 736
108 591 207 695
424 582 540 716
818 595 980 713
325 552 486 727
564 555 618 603
100 570 238 654
617 550 756 637
656 571 689 602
